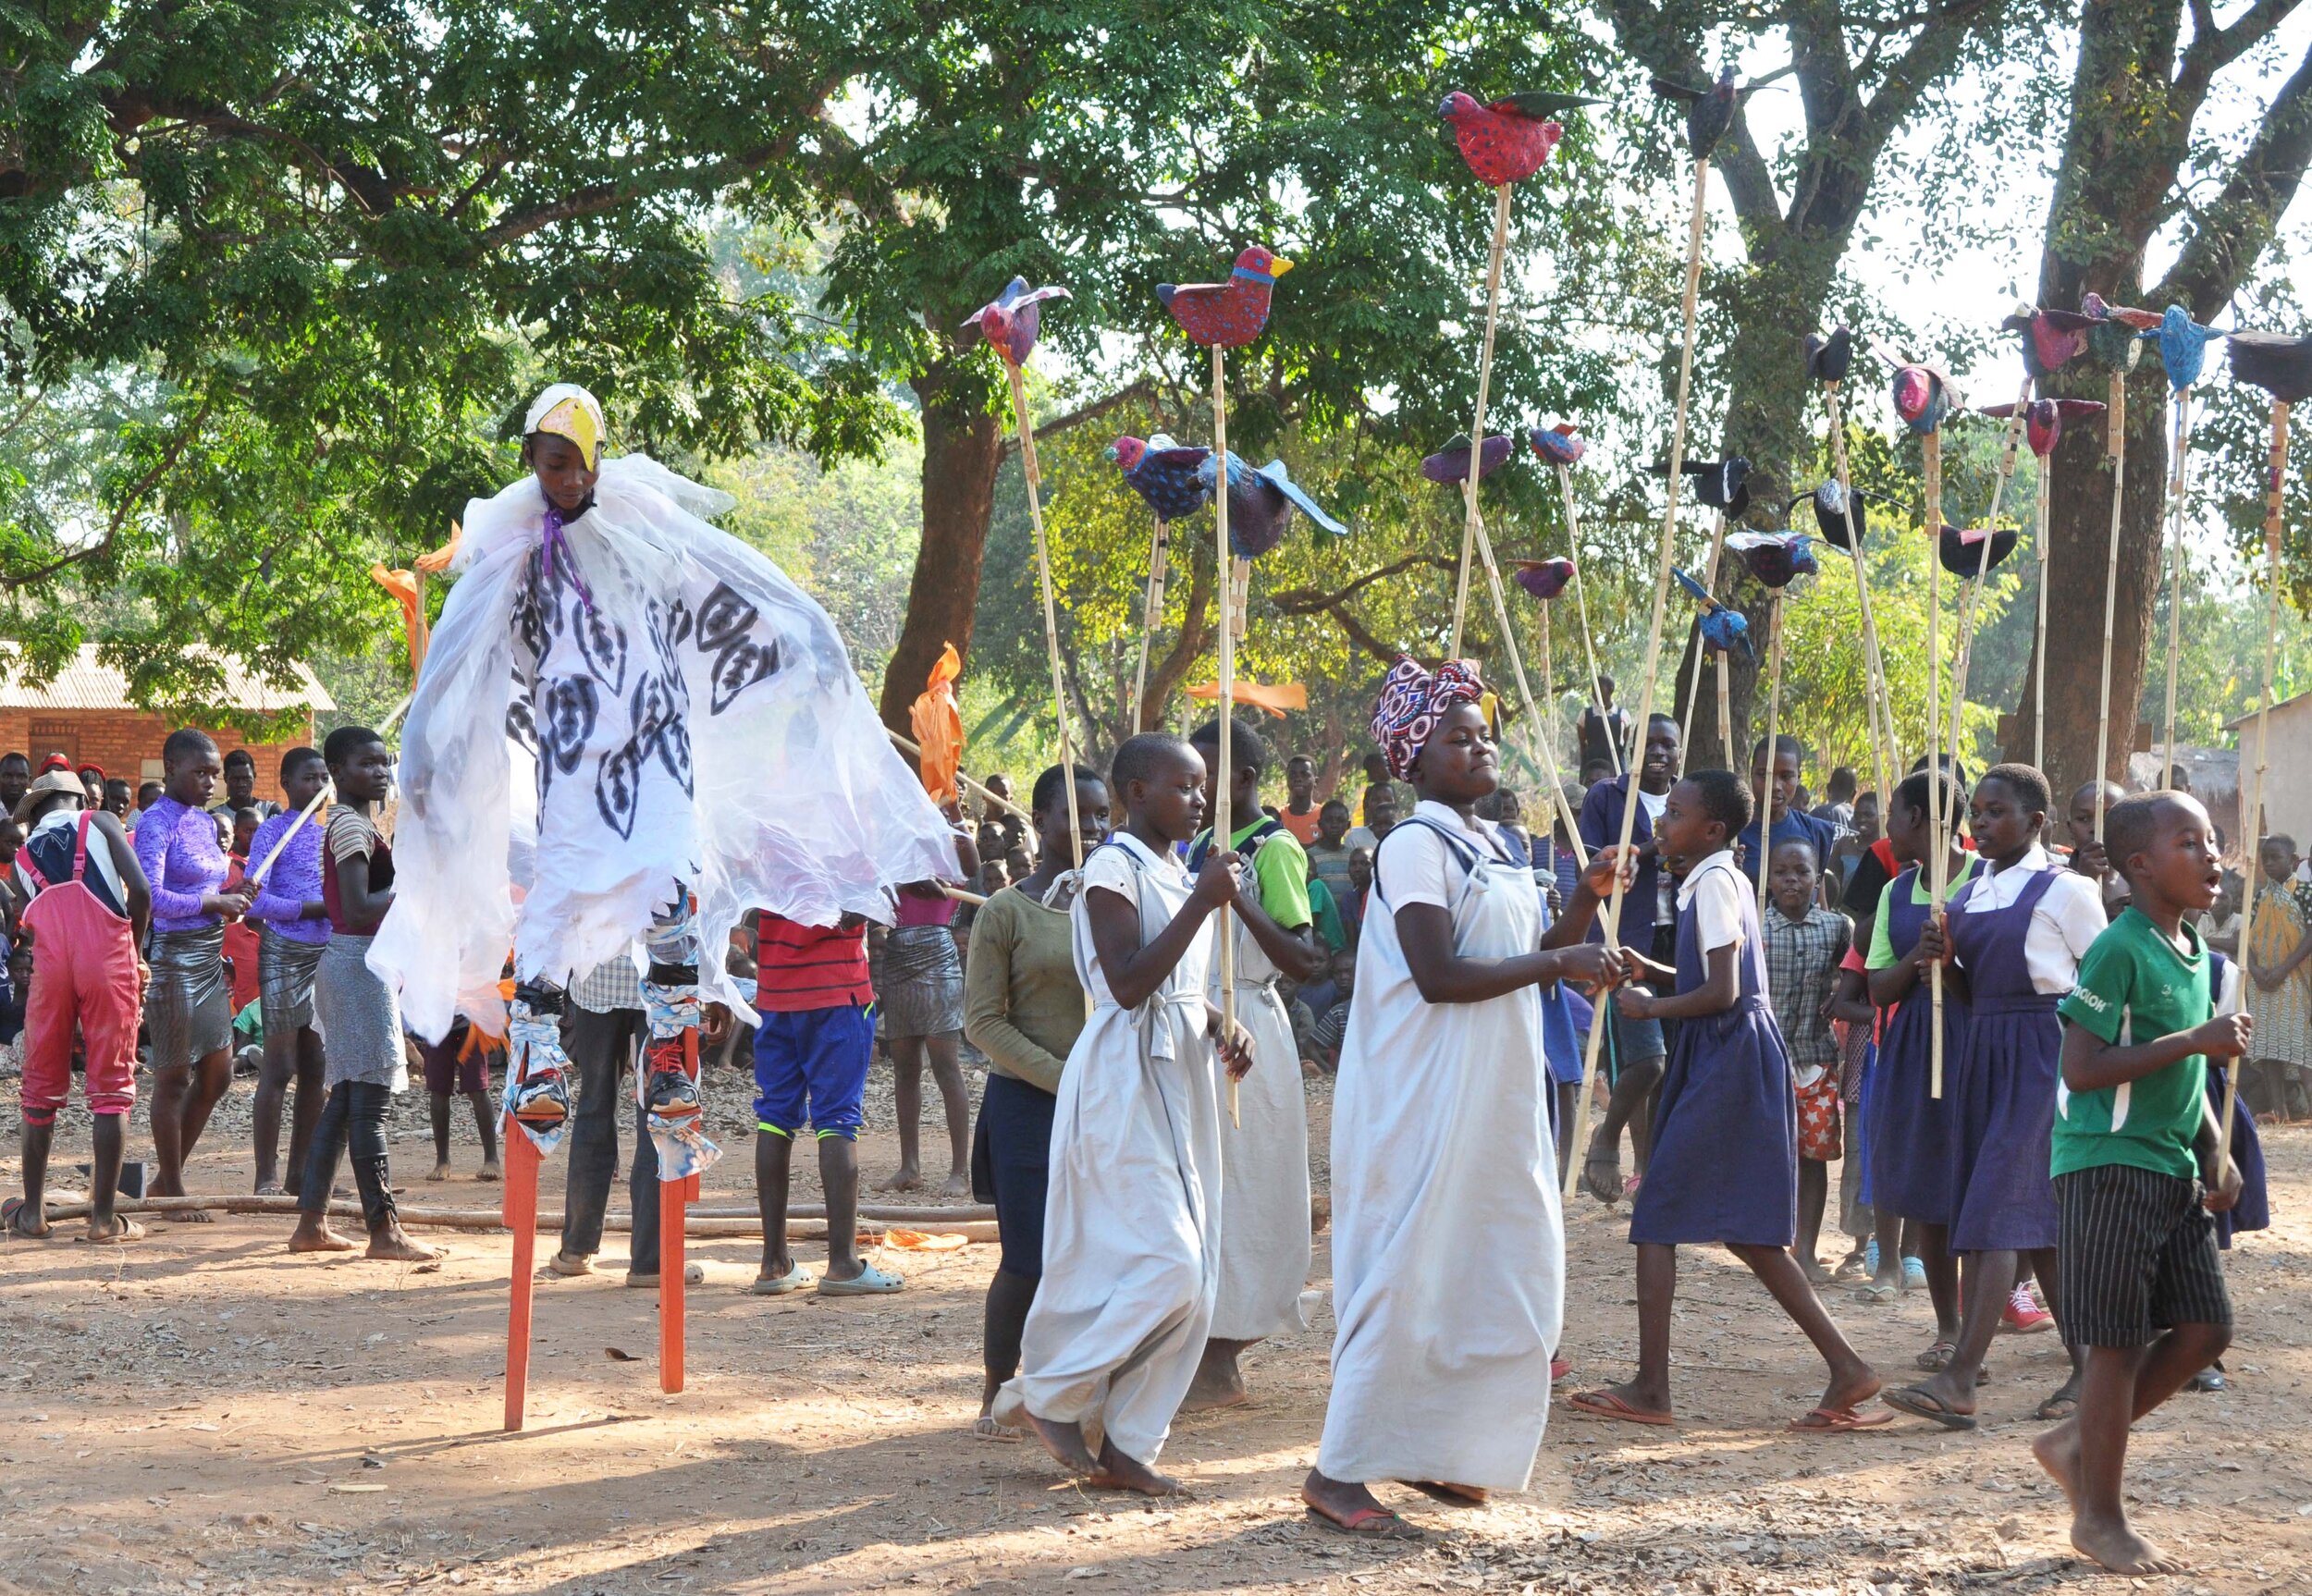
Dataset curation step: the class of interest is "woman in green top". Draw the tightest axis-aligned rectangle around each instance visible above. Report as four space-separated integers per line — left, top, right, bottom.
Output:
963 763 1109 1441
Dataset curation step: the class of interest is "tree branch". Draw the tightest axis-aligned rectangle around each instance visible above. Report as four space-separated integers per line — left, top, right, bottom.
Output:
998 379 1154 460
2 396 215 590
2156 36 2312 315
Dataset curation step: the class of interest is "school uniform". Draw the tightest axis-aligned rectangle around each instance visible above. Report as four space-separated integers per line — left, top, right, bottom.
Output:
1191 817 1317 1344
1862 857 1979 1225
1629 849 1797 1248
1943 847 2106 1253
1318 802 1563 1492
999 832 1223 1466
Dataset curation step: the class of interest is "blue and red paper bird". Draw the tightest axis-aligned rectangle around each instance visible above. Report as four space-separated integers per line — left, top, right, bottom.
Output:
1157 246 1292 349
1888 358 1957 434
1725 531 1818 589
1438 91 1592 186
1420 434 1514 485
1529 423 1585 466
1674 568 1752 659
1107 435 1215 522
963 276 1070 365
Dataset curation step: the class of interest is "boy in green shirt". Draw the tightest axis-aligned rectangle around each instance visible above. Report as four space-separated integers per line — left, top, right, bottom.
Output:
2038 792 2248 1576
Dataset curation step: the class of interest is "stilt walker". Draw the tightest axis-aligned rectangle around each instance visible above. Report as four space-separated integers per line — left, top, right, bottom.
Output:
1437 91 1592 657
1889 356 1956 1096
2220 328 2312 1171
1159 245 1302 1123
1563 63 1738 1198
2148 306 2224 779
1109 435 1221 735
2077 295 2161 838
1532 423 1619 773
1726 532 1818 927
371 385 957 1433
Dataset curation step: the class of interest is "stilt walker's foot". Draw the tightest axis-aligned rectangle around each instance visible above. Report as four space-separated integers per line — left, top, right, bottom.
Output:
505 989 573 1151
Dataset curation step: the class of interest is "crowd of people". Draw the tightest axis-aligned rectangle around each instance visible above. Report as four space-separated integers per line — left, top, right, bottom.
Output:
4 652 2307 1577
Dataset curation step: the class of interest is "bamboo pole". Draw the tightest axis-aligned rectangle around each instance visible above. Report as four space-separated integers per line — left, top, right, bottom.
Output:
1942 388 2030 778
1716 646 1733 769
2034 448 2052 772
2094 371 2129 841
1211 345 1240 1129
1470 510 1590 869
2220 399 2289 1176
1825 385 1900 797
1564 153 1709 1201
2158 387 2194 784
1450 183 1515 659
1006 361 1087 872
248 777 336 887
1757 591 1784 942
1677 511 1728 769
887 730 1027 822
1923 423 1947 1099
1130 519 1170 733
1555 460 1621 775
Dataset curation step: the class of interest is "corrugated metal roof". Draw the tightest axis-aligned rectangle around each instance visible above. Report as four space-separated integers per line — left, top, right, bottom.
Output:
0 645 336 714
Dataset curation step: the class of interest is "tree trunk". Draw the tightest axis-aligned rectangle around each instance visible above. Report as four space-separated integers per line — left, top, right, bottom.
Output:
879 360 1003 732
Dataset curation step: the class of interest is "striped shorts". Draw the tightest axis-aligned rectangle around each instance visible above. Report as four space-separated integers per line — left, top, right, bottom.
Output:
2056 1162 2232 1347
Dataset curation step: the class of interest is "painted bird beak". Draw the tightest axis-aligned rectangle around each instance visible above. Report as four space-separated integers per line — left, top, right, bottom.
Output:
1268 257 1296 276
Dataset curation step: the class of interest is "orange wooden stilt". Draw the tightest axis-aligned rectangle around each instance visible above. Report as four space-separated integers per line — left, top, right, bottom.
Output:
658 1026 702 1394
502 1127 541 1432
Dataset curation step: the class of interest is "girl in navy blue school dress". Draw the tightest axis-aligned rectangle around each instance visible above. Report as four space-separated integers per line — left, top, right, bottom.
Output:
1568 769 1885 1432
1882 765 2105 1430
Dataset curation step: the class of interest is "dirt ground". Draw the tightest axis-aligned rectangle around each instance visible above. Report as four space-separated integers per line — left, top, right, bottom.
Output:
4 1055 2311 1596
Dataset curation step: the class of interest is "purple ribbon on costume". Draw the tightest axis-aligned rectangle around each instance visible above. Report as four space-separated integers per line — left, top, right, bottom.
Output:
541 501 596 611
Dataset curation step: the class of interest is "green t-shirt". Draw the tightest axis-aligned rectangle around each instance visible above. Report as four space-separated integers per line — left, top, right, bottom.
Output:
2051 908 2212 1180
1306 876 1348 951
1195 818 1313 929
1863 853 1981 969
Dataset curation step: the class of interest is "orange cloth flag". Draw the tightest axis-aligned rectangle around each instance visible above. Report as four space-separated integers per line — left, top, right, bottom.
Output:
1186 679 1307 718
414 521 462 574
371 564 425 680
909 643 964 801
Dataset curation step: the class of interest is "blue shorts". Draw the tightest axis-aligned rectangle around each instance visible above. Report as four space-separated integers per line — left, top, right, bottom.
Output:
752 1003 873 1138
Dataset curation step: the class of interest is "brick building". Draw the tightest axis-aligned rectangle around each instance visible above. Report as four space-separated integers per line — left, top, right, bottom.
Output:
0 645 335 805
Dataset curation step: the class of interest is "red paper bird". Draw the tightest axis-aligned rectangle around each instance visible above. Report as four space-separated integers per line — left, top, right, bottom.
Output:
1529 423 1585 466
1438 91 1593 186
1999 305 2089 377
963 277 1070 366
1156 246 1293 349
1981 398 2106 458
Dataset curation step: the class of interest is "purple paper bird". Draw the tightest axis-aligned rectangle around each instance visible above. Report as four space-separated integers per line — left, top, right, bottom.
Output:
1208 452 1347 558
1649 66 1766 162
1529 423 1585 466
1108 434 1215 522
1726 531 1818 589
1420 433 1514 485
1786 482 1869 551
963 277 1070 365
1508 557 1575 600
1674 567 1754 659
1981 399 2106 458
1937 524 2020 578
1439 92 1591 186
2230 332 2312 405
1157 246 1292 349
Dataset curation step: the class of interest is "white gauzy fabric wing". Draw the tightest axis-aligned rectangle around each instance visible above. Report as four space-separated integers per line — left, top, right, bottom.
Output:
370 454 959 1041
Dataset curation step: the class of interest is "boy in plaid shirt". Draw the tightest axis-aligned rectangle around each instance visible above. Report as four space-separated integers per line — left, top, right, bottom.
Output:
1764 840 1851 1283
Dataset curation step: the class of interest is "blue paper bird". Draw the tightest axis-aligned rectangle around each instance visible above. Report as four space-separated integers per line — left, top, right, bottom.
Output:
2154 304 2223 392
1108 434 1214 522
1674 567 1754 660
1205 453 1347 558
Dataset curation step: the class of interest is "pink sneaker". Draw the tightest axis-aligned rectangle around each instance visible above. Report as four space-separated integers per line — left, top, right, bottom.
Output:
2000 1284 2054 1334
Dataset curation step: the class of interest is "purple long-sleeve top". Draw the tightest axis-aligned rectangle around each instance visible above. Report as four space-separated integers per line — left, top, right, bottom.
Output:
133 795 230 935
245 810 331 945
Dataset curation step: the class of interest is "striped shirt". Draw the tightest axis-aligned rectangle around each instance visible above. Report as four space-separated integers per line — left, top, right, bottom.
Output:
755 914 872 1013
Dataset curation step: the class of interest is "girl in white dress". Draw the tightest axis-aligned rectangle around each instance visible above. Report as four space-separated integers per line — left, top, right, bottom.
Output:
996 733 1253 1494
1304 659 1628 1539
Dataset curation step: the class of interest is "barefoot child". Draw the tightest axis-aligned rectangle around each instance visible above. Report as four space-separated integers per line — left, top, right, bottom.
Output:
287 728 438 1261
419 1019 501 1182
996 732 1252 1495
245 748 332 1196
1570 769 1883 1431
1762 840 1851 1283
2034 792 2246 1575
1302 662 1627 1538
1857 769 1977 1339
1185 717 1327 1413
1884 765 2103 1429
5 769 151 1242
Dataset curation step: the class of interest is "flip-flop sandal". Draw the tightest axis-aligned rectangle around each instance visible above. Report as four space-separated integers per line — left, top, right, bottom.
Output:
2 1197 51 1240
1580 1150 1621 1206
1915 1338 1957 1371
1550 1357 1572 1384
2035 1391 2080 1421
76 1216 144 1245
1304 1504 1422 1540
748 1263 816 1295
1566 1390 1675 1426
1851 1281 1900 1305
1789 1405 1895 1433
1396 1480 1487 1507
970 1414 1023 1443
1879 1386 1978 1431
817 1261 904 1296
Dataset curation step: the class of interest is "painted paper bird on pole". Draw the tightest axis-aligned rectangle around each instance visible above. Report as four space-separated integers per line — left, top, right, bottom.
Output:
1726 530 1816 926
2219 327 2312 1174
1531 423 1617 773
1675 563 1752 770
965 276 1086 869
1159 244 1294 1126
1980 397 2105 768
1437 90 1591 657
1648 65 1771 162
1655 455 1749 763
1805 326 1896 805
2147 304 2226 784
2078 293 2160 841
1109 435 1214 731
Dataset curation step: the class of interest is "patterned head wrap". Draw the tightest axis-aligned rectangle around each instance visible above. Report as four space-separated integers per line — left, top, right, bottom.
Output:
1371 655 1489 781
523 383 605 468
